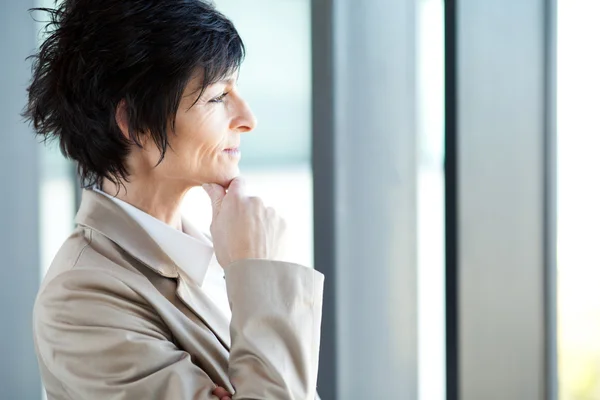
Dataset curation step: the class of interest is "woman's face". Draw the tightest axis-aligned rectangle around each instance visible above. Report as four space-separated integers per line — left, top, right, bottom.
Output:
129 72 257 189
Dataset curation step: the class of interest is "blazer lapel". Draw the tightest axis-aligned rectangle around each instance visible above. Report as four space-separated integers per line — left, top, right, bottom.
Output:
176 276 231 350
76 189 231 351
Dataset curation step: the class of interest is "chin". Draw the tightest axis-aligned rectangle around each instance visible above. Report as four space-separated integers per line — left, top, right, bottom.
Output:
221 173 240 189
191 164 240 189
210 168 240 189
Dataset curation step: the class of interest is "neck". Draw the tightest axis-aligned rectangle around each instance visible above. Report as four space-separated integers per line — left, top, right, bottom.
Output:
100 177 189 230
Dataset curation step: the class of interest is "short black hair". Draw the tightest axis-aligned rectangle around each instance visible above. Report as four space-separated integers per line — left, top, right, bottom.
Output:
23 0 245 189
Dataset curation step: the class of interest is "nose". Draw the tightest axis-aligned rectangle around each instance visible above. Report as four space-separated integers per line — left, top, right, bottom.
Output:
231 96 257 134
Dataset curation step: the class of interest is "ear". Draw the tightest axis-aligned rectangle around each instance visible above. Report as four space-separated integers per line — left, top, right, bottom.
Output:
116 100 151 147
115 99 133 141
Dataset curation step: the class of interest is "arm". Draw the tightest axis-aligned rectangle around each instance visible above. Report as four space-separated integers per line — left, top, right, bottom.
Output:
225 260 324 400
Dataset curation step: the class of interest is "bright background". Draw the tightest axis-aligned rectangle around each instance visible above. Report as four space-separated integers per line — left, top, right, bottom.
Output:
13 0 600 399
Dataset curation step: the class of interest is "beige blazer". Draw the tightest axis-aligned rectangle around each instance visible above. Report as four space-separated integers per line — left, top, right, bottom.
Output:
33 189 324 399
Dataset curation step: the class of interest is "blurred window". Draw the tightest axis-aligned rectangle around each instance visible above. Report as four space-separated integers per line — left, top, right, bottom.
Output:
417 1 446 399
557 1 600 399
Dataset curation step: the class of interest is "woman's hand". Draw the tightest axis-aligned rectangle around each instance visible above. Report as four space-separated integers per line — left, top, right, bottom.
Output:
212 386 233 400
203 177 287 267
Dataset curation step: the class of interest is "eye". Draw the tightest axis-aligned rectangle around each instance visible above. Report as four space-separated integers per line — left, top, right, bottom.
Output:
209 92 229 104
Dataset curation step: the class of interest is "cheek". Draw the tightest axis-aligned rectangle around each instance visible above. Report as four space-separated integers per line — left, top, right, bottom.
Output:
176 108 228 164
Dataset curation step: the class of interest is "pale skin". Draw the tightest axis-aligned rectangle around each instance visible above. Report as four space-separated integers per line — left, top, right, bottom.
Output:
101 70 287 399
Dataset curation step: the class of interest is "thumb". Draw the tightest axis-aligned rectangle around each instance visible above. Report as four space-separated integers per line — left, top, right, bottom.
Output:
203 183 226 218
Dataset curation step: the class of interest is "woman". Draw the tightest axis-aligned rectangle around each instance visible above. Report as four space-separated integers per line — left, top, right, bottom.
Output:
23 1 324 399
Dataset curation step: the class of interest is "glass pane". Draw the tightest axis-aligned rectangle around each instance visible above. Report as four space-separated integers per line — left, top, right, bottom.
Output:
181 0 313 268
417 0 446 399
557 1 600 399
39 142 75 279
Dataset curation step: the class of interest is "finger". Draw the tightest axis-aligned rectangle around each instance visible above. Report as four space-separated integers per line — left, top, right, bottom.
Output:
203 183 226 218
226 176 247 197
212 386 232 399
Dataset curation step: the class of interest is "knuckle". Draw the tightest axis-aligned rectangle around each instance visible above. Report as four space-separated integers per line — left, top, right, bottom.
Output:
279 216 287 230
249 196 264 208
230 191 245 204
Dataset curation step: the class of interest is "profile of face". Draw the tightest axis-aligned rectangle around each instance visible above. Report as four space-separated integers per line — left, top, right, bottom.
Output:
119 71 257 190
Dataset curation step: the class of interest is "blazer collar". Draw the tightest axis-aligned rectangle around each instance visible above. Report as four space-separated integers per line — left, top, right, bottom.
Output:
75 189 231 349
75 189 179 279
90 186 214 286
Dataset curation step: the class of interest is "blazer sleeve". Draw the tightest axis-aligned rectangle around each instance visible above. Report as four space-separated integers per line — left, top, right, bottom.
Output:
224 260 324 400
34 261 324 400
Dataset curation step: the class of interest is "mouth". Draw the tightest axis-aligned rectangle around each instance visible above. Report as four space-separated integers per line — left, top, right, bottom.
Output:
223 147 241 157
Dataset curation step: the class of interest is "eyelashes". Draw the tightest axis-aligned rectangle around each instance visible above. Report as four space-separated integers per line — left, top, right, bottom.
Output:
208 92 230 104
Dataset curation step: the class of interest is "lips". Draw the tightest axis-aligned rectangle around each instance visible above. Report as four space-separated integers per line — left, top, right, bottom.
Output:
223 148 241 156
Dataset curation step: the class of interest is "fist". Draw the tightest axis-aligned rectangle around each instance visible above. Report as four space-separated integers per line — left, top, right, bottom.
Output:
203 177 287 267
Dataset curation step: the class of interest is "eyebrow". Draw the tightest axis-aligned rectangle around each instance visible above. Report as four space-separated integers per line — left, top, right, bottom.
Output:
219 74 240 86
